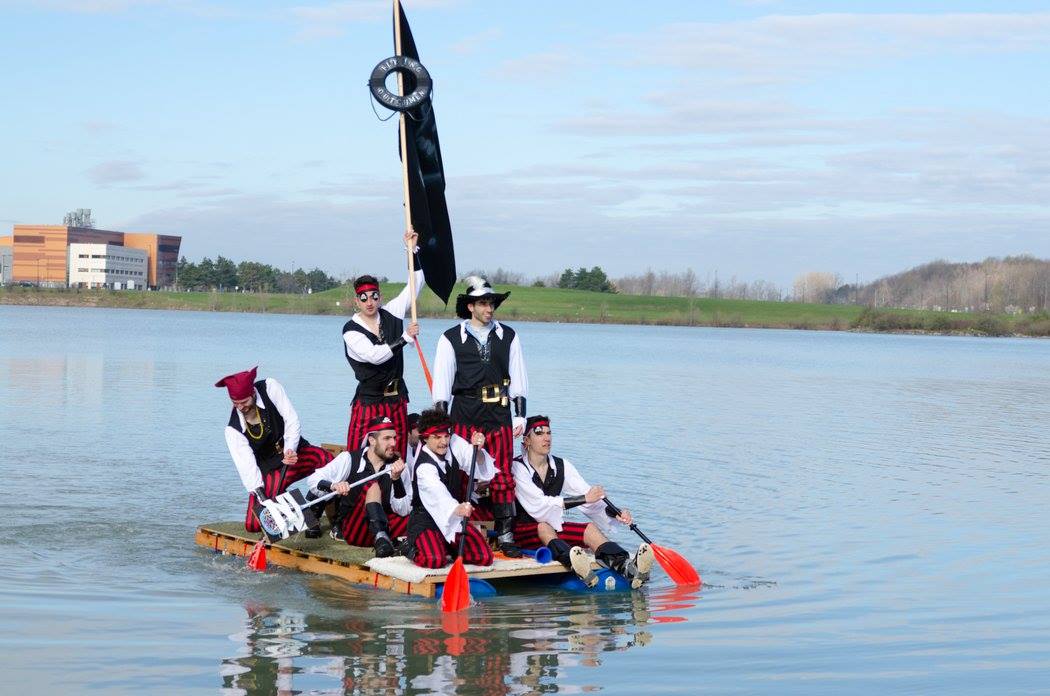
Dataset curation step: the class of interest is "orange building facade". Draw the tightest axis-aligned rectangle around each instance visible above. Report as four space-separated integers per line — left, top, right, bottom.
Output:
9 225 181 289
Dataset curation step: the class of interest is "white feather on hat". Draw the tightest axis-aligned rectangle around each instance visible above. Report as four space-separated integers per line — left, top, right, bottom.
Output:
455 275 511 319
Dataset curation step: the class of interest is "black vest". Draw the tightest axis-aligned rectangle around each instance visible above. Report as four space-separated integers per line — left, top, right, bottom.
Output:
340 448 406 514
408 447 463 535
228 380 289 474
343 308 408 404
513 455 566 524
445 322 515 429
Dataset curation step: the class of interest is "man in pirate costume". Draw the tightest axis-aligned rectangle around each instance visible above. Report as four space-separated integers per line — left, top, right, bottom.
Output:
432 275 528 557
217 367 334 535
405 408 497 569
304 416 410 557
342 229 423 458
512 415 654 588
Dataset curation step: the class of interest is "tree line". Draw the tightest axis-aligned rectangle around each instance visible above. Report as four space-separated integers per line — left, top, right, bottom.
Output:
794 256 1050 313
175 256 341 293
173 253 1049 314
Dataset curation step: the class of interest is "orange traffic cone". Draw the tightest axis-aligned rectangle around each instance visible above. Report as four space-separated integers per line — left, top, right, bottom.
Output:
247 540 267 571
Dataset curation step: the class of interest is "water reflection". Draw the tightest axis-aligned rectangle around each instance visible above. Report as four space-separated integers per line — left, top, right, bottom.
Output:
220 586 694 695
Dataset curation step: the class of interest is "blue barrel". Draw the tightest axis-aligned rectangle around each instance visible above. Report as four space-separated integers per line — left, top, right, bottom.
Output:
435 577 498 600
556 568 630 593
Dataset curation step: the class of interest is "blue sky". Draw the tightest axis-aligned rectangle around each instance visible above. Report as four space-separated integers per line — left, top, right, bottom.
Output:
2 0 1049 287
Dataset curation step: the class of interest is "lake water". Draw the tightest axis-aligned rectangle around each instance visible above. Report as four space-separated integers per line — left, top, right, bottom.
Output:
1 305 1048 694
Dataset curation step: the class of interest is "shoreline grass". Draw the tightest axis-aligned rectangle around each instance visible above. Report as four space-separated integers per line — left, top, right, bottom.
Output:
2 285 1046 337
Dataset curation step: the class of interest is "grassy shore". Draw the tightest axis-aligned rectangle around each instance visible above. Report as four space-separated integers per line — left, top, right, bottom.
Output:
2 284 1047 337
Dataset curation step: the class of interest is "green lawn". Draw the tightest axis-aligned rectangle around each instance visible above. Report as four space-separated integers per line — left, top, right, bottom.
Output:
3 284 1046 336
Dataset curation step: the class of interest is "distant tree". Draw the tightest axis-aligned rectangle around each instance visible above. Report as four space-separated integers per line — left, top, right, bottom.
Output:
238 261 275 292
306 268 334 292
214 255 238 290
793 272 840 303
197 257 217 290
555 266 615 293
176 256 200 290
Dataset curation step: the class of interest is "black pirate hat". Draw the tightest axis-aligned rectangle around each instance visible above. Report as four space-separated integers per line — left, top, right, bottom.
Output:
455 275 510 319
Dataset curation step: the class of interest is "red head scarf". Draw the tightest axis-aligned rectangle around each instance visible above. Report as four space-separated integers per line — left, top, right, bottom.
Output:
215 366 258 400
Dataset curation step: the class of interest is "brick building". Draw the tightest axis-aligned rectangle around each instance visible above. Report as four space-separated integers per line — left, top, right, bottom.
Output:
7 225 182 289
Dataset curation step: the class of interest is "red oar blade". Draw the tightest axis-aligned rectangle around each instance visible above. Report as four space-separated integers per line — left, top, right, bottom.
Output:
247 540 267 571
441 558 470 612
415 340 434 393
652 544 701 586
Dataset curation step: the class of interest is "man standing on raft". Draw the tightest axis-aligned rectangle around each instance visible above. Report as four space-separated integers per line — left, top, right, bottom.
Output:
512 415 654 588
342 229 423 459
432 275 529 557
217 367 333 535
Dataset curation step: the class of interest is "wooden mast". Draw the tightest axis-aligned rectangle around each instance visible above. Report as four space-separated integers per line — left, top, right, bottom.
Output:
394 0 418 326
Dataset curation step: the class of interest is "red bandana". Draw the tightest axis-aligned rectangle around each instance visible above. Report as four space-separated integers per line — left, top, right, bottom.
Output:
420 423 453 438
366 417 396 434
355 281 380 293
215 367 257 400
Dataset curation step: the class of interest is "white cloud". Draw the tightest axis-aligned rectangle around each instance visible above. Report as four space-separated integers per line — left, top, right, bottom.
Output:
5 0 230 16
287 0 459 40
617 13 1050 81
450 27 502 55
87 160 147 185
491 50 576 82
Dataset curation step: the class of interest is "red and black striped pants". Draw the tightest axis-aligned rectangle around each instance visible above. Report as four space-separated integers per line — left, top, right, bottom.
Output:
452 423 515 505
513 520 588 550
411 525 493 568
339 482 410 546
346 397 408 458
244 444 333 532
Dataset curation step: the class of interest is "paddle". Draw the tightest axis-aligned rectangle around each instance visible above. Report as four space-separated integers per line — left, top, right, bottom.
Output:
248 464 289 571
441 444 480 613
248 468 393 571
603 498 701 586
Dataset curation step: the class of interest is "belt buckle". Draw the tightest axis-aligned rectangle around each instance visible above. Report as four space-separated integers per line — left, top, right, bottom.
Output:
383 379 399 397
481 385 501 404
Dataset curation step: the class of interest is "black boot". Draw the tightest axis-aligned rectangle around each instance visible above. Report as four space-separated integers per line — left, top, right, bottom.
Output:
596 541 653 589
302 492 323 538
546 538 572 566
366 502 395 558
330 493 353 541
493 502 522 558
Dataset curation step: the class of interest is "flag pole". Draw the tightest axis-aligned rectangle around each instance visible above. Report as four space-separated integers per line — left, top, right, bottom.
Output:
395 0 433 392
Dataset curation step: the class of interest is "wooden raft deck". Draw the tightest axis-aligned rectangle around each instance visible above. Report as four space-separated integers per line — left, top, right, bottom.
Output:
196 521 572 599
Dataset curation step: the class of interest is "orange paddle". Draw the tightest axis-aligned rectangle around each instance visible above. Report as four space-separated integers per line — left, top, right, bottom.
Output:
441 444 480 612
247 465 288 572
247 540 267 571
603 498 701 586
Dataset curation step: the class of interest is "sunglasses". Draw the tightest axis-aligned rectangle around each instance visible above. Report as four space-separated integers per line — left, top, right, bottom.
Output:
357 291 381 302
530 426 551 435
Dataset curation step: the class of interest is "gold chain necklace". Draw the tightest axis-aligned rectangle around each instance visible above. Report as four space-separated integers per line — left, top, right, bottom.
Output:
245 407 264 440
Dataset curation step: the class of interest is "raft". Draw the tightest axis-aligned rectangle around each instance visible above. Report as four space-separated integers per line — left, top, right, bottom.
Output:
196 521 629 599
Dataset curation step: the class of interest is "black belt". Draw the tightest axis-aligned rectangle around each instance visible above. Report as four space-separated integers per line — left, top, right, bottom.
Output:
359 378 402 398
454 380 509 406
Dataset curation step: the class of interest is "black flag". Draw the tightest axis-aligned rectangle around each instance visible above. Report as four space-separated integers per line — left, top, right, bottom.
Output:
395 2 456 304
